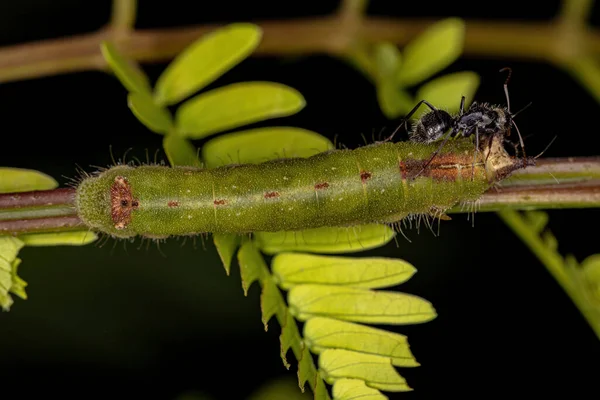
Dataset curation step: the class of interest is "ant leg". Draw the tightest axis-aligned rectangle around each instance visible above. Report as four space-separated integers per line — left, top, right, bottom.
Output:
413 127 458 179
384 99 439 142
459 96 466 116
471 126 479 181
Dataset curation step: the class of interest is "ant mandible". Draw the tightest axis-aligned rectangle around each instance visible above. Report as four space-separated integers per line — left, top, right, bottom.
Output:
385 68 530 179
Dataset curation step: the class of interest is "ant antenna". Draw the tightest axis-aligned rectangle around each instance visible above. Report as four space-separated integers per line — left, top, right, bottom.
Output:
499 67 512 113
534 135 558 159
512 101 532 119
500 67 527 159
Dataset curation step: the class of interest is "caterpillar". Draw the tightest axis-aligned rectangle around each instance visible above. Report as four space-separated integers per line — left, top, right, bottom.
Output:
74 133 534 239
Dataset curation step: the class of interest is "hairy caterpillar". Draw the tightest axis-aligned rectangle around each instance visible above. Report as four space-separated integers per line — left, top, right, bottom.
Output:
75 134 534 239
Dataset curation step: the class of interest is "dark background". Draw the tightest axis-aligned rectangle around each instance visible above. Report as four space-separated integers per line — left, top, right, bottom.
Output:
1 1 599 399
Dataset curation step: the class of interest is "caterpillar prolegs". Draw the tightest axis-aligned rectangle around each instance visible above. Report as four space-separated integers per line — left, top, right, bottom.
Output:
75 134 534 239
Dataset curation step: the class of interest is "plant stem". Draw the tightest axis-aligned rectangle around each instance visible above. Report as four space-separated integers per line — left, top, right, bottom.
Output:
1 8 600 84
0 157 598 236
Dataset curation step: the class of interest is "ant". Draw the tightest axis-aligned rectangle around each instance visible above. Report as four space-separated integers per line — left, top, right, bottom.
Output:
385 68 530 179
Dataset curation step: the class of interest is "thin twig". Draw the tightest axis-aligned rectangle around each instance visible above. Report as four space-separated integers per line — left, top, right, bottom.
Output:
2 14 600 84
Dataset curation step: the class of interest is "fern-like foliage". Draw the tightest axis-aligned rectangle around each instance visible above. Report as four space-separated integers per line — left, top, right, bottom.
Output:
98 21 467 398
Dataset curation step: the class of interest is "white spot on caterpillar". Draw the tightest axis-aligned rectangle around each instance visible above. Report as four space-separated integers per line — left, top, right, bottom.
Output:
187 215 192 219
338 197 344 201
331 167 337 171
186 189 191 193
232 185 237 189
381 189 385 193
283 176 288 180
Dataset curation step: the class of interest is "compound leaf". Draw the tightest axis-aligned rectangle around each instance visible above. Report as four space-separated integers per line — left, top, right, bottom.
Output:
254 224 396 255
0 168 57 193
303 317 419 367
319 349 412 392
128 92 173 134
288 284 436 325
0 236 25 311
272 253 416 290
101 41 152 95
176 82 306 139
396 18 465 86
261 278 284 331
201 127 333 168
154 23 262 105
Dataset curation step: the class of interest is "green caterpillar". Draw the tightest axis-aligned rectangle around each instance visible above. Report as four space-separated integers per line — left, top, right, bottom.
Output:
75 134 533 239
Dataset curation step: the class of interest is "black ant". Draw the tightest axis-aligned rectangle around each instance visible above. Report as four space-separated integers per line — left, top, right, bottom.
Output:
386 68 530 179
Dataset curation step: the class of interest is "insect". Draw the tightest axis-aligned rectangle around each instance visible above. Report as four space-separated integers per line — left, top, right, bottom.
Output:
387 68 529 178
75 133 534 240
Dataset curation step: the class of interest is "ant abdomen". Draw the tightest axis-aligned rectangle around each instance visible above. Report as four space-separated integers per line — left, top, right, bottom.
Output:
409 110 454 143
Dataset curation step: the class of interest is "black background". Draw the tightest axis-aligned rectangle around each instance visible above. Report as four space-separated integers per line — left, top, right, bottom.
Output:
0 1 599 399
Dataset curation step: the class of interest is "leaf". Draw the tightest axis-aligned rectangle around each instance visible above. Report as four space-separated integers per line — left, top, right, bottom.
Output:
18 231 98 246
236 239 266 296
0 168 57 193
332 379 388 400
163 135 203 168
254 224 396 255
280 312 298 369
377 84 414 119
297 342 314 394
0 236 25 311
212 233 241 275
524 210 549 234
396 18 466 86
128 92 173 134
201 127 334 168
272 253 416 290
414 71 480 117
261 278 283 331
314 375 330 400
319 349 412 392
175 82 306 139
288 284 436 325
303 317 419 367
100 41 152 95
154 23 262 105
374 43 401 79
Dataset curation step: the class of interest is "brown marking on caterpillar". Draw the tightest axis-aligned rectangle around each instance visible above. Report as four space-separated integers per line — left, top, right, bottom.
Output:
213 199 227 206
314 182 329 190
398 152 488 182
264 191 280 199
360 170 372 183
168 201 179 208
111 176 139 230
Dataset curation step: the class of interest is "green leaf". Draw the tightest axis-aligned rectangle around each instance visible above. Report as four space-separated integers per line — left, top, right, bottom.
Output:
314 374 330 400
374 42 401 79
0 168 57 193
154 23 262 105
261 278 283 331
163 135 203 168
319 349 411 392
280 312 298 369
377 84 414 119
272 253 416 290
0 236 25 311
332 378 388 400
201 127 334 168
396 18 466 86
100 41 152 95
288 284 436 325
128 92 173 134
414 71 480 117
236 239 266 296
303 317 419 367
297 343 315 394
254 224 396 255
212 233 241 275
18 231 98 246
175 82 306 139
